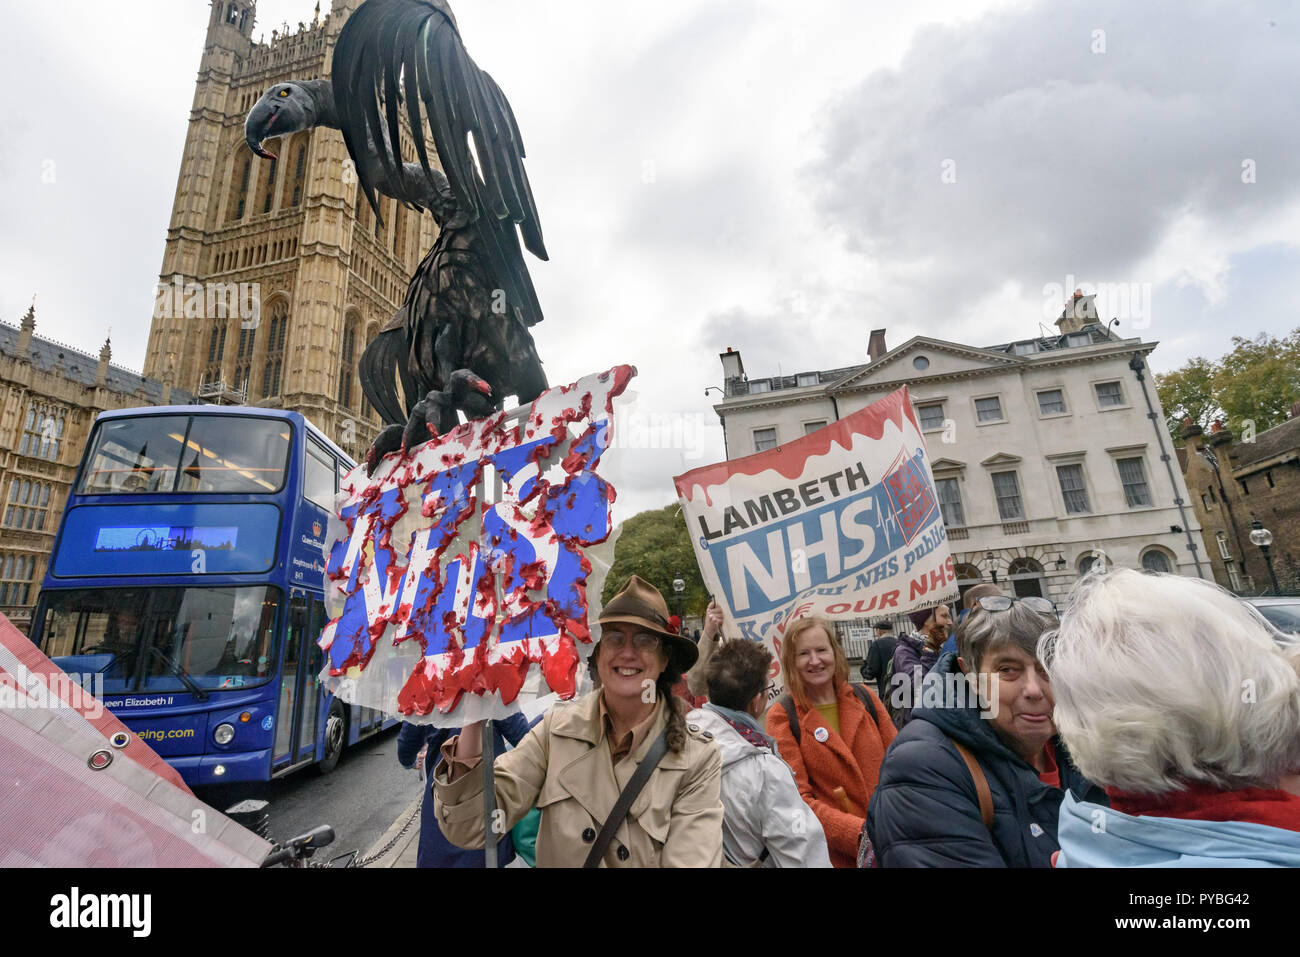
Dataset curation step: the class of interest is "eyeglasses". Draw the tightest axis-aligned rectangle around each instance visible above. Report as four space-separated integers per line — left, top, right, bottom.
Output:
602 631 662 653
975 596 1057 615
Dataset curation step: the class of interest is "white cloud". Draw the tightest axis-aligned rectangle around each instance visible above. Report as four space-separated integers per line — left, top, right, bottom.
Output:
1 0 1297 522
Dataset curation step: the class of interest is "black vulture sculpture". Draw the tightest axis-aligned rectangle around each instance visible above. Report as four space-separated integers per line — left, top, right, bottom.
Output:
244 0 548 471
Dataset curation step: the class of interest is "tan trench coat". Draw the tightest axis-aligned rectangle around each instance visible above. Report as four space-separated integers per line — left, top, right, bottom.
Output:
432 691 724 867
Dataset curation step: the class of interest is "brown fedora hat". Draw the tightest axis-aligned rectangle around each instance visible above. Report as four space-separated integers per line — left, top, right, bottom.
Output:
598 575 699 674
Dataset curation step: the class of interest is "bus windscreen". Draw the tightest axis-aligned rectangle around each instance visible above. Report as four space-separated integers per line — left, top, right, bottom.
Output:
80 415 291 495
38 586 282 694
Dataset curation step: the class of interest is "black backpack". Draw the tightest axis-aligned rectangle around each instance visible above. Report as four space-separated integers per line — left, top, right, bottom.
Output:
777 683 884 745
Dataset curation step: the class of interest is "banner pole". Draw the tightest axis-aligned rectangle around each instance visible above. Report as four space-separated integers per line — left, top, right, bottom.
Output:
481 718 497 868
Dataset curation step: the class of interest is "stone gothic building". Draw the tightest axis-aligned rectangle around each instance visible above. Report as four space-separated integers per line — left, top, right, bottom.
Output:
0 305 188 632
142 0 438 461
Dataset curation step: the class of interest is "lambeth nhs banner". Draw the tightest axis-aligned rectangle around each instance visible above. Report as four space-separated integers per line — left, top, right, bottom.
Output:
320 366 634 726
674 387 957 686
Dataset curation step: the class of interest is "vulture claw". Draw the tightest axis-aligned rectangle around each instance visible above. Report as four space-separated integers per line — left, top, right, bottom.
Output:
366 425 404 476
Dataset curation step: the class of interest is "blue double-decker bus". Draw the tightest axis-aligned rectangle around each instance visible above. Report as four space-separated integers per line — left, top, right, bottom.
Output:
29 406 393 788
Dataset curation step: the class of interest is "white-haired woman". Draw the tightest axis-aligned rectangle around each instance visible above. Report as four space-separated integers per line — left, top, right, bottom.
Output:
1041 568 1300 867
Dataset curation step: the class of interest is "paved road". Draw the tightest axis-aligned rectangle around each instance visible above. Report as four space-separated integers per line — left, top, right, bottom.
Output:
197 725 424 864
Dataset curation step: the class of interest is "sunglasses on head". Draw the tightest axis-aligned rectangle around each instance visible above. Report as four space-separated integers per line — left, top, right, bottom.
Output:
975 595 1057 615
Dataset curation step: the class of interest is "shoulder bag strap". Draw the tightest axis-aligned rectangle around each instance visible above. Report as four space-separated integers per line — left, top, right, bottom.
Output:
850 682 879 725
779 693 800 746
582 726 671 868
947 736 994 833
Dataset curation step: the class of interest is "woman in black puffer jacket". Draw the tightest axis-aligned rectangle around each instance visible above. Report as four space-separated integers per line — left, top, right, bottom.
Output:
866 598 1106 867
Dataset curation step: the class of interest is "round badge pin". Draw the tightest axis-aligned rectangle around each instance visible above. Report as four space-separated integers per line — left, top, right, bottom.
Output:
261 715 274 731
813 727 829 743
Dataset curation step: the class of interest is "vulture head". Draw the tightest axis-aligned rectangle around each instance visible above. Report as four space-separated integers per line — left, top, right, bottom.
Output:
245 82 319 160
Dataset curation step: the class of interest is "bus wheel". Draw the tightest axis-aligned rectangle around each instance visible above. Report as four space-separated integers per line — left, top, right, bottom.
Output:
317 702 346 775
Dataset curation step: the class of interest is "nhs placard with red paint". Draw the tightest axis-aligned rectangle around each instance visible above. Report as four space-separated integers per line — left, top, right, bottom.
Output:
674 387 957 684
320 366 634 725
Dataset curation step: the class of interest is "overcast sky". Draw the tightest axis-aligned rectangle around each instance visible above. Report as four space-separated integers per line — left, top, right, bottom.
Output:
1 0 1297 517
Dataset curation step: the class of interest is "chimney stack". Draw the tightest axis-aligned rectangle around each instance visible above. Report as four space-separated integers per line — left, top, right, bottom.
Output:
719 346 745 382
1055 289 1098 335
868 329 888 362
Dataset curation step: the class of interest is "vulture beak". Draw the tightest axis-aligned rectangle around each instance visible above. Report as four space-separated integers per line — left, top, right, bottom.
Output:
471 375 492 397
244 98 281 159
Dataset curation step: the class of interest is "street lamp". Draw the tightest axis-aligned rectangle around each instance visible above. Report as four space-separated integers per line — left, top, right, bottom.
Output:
672 574 686 619
984 551 998 585
1249 519 1280 595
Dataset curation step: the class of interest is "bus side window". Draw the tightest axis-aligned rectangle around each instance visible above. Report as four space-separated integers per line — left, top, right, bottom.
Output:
305 438 335 510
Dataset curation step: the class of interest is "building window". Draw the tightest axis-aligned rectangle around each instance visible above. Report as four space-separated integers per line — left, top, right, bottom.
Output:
1117 456 1152 507
1007 557 1045 598
992 471 1024 520
753 428 778 452
1216 531 1232 560
1095 381 1124 407
233 323 255 399
796 373 819 388
936 477 965 527
290 141 306 207
338 319 358 409
204 320 228 385
230 158 251 221
748 380 771 394
1267 470 1275 488
19 404 65 462
1201 492 1213 511
5 480 51 531
913 356 930 371
261 154 278 214
1141 549 1172 573
803 421 827 435
1066 332 1091 347
1037 389 1066 415
975 396 1004 423
1079 553 1106 576
1227 565 1242 590
1013 341 1038 356
1056 464 1092 514
262 300 289 398
917 403 945 430
1238 478 1249 495
0 553 36 606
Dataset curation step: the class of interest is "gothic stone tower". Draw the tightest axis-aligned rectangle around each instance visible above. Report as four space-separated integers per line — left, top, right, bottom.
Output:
143 0 437 461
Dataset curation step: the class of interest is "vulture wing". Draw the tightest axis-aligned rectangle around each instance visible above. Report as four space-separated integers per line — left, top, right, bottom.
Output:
332 0 547 328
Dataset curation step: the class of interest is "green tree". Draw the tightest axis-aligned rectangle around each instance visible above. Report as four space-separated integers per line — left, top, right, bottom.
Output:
1155 356 1219 436
601 504 709 620
1156 330 1300 444
1215 331 1300 434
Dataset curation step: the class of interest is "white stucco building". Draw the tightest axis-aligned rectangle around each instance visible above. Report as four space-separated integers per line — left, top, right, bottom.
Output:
710 297 1207 610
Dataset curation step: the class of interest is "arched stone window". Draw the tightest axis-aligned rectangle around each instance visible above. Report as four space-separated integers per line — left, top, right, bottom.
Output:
954 563 983 605
1007 557 1046 598
283 134 308 208
203 320 228 385
261 300 289 398
228 156 252 222
255 143 281 215
233 323 256 401
1140 548 1174 574
360 326 377 419
338 316 358 409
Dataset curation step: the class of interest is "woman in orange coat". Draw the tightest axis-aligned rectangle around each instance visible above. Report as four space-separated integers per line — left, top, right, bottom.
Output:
766 616 897 867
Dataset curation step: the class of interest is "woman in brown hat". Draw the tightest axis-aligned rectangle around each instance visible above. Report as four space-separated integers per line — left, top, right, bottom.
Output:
431 575 723 867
